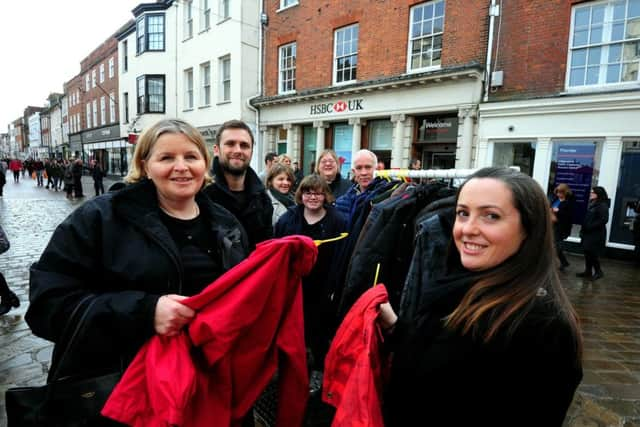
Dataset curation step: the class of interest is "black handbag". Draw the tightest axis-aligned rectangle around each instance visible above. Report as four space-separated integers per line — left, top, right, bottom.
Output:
5 295 122 426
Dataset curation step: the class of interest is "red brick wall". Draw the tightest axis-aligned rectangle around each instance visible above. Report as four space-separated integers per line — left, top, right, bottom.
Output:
489 0 575 100
264 0 489 97
65 74 85 132
79 36 120 128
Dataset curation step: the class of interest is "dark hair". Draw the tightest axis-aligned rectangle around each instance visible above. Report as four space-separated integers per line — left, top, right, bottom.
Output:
215 119 255 147
410 158 420 168
294 174 335 205
266 163 295 189
446 167 582 357
265 152 278 164
591 186 608 203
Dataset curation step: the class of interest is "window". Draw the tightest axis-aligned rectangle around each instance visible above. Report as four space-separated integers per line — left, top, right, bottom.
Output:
334 24 358 84
184 0 193 39
137 75 166 114
86 103 91 128
124 92 129 123
99 64 105 83
136 14 165 54
123 40 129 72
200 62 211 105
109 57 115 78
280 0 299 9
92 69 96 88
92 100 98 127
100 97 106 126
568 0 640 88
279 42 297 93
201 0 211 30
408 0 445 71
219 56 231 101
219 0 230 20
109 93 116 123
85 74 90 91
184 68 194 109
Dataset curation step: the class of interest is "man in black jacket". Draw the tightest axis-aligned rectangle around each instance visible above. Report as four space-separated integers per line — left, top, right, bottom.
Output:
204 120 273 248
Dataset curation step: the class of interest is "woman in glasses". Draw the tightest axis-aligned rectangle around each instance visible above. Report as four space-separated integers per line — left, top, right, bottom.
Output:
315 150 351 199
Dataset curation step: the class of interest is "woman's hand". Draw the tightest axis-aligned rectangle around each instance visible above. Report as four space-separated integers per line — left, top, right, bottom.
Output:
378 302 398 331
154 294 196 336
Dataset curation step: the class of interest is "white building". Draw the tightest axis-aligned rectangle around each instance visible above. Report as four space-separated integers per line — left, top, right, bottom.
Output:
28 112 42 157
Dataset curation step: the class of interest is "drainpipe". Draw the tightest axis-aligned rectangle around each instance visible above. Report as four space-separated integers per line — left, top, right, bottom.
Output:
483 0 499 102
246 0 264 170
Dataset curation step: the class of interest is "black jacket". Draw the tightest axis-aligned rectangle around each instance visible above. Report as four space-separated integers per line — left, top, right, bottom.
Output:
328 173 352 199
26 179 249 378
580 199 609 253
553 197 574 241
203 157 273 248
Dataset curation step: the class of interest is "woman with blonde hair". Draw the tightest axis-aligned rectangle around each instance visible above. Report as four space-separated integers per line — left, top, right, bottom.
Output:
315 149 351 199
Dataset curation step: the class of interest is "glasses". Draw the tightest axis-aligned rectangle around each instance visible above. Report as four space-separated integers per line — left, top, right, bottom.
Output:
302 191 325 198
320 159 336 165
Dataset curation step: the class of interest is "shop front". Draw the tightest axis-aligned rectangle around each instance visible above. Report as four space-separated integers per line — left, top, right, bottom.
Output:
81 125 132 177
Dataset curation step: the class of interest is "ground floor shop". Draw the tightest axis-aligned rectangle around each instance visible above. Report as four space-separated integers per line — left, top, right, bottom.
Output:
253 67 483 179
477 91 640 252
81 125 133 177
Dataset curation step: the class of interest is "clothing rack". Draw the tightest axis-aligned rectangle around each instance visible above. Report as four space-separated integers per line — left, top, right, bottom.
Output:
375 166 520 180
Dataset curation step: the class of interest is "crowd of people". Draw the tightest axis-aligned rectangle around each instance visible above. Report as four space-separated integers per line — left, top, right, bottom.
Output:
1 115 632 425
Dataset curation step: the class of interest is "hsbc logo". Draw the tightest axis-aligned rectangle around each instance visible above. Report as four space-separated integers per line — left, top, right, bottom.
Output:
310 99 363 115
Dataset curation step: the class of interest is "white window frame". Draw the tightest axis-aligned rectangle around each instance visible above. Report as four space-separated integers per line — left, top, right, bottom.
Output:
219 55 231 102
109 93 116 123
85 75 90 92
184 68 194 109
219 0 230 21
109 57 115 79
407 0 445 73
333 24 359 85
92 70 96 88
100 96 106 126
566 0 640 90
99 64 105 83
200 62 211 106
279 0 299 10
201 0 211 30
184 0 193 39
86 103 91 129
92 100 98 127
278 42 297 94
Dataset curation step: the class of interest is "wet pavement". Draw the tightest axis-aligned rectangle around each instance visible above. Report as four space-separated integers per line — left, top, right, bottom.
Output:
0 172 639 426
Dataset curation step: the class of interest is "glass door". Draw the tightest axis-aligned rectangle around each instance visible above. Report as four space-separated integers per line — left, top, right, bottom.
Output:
333 124 353 178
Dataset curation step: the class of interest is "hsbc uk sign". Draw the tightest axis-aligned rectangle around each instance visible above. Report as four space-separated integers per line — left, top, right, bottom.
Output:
310 99 364 115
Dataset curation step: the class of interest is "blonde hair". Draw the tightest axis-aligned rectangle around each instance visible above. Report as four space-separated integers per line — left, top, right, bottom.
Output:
278 154 292 165
554 183 573 198
124 118 212 184
315 149 340 175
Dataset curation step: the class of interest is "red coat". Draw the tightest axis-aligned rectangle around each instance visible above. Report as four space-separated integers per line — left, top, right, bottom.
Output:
102 236 317 427
322 285 389 427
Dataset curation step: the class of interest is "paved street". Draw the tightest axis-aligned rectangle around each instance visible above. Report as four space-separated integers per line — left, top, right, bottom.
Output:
0 172 639 426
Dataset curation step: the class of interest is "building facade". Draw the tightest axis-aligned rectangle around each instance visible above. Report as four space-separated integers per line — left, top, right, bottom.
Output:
477 0 640 254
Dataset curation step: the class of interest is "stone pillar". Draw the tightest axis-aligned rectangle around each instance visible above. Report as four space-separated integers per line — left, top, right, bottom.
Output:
475 138 489 168
283 123 293 155
531 137 552 191
313 121 328 162
349 117 363 161
456 105 477 169
390 114 406 168
600 136 623 243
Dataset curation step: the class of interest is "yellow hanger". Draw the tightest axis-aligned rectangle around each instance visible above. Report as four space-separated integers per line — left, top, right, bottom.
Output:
373 263 381 287
314 232 349 247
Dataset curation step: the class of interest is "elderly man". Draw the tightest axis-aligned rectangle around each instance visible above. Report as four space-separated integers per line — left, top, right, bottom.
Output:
335 149 378 217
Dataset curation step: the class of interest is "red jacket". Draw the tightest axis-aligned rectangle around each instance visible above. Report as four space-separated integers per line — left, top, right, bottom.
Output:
322 285 389 427
102 236 317 427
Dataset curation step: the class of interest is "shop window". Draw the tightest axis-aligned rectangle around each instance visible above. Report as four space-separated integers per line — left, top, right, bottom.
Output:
278 128 288 155
492 142 536 177
334 24 358 85
610 139 640 245
333 124 353 178
369 119 393 168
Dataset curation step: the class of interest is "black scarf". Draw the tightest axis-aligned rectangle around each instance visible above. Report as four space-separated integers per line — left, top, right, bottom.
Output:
270 189 295 208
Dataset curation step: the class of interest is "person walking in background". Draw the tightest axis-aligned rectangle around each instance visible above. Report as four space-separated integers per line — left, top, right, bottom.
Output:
91 159 106 196
551 183 574 272
63 159 74 199
265 163 296 227
9 158 21 183
45 159 55 189
410 158 422 170
33 158 45 187
0 224 20 315
72 158 84 198
0 159 6 197
377 167 582 426
258 152 278 183
577 186 610 280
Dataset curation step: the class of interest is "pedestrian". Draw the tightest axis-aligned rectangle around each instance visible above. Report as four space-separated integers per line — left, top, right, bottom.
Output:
25 118 249 424
409 158 421 170
577 186 610 280
315 149 351 199
0 224 20 315
258 152 278 183
551 183 574 272
72 158 84 198
51 159 63 191
377 167 583 426
45 159 55 189
203 119 273 248
9 158 21 183
91 159 106 196
265 163 295 227
63 160 74 199
0 159 6 197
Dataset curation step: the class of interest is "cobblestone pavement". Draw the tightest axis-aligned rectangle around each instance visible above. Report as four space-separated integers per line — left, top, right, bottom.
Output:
0 172 639 426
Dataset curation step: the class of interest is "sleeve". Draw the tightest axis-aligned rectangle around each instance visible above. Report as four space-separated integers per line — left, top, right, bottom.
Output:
25 203 161 361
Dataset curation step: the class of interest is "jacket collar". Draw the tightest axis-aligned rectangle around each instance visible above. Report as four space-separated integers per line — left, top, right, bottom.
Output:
211 156 265 196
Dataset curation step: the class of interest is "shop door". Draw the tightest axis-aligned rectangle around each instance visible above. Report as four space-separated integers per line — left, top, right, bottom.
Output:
333 124 353 178
610 140 640 245
303 126 317 175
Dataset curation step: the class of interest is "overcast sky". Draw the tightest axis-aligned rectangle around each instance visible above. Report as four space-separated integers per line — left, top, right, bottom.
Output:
0 0 143 129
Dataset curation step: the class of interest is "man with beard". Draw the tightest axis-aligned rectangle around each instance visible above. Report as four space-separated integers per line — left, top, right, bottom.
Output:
204 120 273 248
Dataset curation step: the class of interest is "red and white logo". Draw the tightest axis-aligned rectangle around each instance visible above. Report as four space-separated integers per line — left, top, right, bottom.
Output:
333 101 347 112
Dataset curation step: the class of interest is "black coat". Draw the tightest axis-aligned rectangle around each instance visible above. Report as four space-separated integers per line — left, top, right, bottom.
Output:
385 277 582 426
553 198 574 241
26 179 249 378
203 157 273 248
580 200 609 253
328 173 352 199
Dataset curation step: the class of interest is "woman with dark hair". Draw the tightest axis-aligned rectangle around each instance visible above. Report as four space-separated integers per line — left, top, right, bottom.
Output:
378 167 583 426
265 163 296 226
577 186 610 280
551 183 574 271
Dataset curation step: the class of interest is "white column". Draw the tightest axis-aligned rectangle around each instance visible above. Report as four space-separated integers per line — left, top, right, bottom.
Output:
455 105 477 169
313 121 328 162
475 138 490 168
349 118 363 161
531 137 552 191
599 136 623 244
390 114 406 168
283 123 293 155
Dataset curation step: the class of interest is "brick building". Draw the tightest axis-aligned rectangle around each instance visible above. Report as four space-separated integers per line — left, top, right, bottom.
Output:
476 0 640 254
65 74 84 159
252 0 489 176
